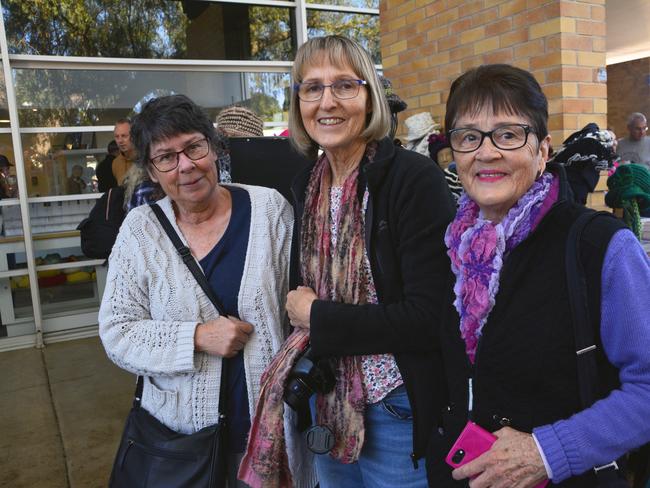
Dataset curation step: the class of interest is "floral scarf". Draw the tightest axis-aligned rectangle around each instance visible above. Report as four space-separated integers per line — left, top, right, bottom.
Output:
444 172 558 363
239 144 376 487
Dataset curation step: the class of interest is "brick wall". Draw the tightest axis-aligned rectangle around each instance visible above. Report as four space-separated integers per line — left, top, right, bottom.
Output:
607 58 650 138
380 0 607 146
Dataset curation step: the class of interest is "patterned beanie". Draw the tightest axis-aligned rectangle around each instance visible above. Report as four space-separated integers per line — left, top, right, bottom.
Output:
216 106 264 137
379 75 407 114
605 163 650 240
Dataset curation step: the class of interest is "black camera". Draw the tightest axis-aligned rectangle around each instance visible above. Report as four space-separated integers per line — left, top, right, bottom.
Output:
283 346 336 411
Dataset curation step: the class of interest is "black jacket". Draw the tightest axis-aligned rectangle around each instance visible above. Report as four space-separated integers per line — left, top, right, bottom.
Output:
289 137 456 463
426 165 625 487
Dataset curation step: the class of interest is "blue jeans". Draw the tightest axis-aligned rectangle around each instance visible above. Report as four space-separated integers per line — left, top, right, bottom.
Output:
311 385 427 488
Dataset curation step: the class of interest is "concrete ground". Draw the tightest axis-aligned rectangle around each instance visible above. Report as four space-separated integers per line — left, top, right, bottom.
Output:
0 337 133 488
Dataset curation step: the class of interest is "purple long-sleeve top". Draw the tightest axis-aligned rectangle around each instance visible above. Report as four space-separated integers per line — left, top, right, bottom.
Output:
533 228 650 483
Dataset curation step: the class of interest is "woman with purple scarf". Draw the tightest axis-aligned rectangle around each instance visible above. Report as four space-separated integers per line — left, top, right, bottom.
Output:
238 35 455 488
426 64 650 487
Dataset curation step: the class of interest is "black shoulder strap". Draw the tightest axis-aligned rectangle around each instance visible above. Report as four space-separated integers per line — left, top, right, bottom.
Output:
134 203 229 418
566 210 627 478
565 211 601 409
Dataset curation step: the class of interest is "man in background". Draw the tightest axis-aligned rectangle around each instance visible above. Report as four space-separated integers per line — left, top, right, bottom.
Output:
111 118 136 185
617 112 650 169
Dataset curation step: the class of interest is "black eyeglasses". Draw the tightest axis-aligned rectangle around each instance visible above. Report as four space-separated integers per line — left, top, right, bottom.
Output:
447 124 535 153
150 138 210 172
294 79 367 102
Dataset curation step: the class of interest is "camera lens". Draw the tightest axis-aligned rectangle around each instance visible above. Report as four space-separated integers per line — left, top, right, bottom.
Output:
452 449 465 464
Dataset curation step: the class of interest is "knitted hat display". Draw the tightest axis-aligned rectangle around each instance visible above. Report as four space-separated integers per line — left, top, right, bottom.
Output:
379 75 407 114
216 106 264 137
428 133 450 164
551 123 616 170
605 163 650 240
404 112 438 142
551 123 617 204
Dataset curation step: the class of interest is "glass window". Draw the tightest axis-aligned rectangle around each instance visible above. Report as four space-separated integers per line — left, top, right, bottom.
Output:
3 1 295 61
307 0 379 9
13 69 291 127
307 11 380 64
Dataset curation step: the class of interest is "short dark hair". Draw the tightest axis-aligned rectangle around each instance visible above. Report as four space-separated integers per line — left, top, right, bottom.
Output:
107 140 119 153
130 94 218 167
115 117 131 126
445 64 548 140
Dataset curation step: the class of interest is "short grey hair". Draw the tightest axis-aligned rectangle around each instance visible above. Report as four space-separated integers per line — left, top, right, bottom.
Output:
288 35 390 158
627 112 647 126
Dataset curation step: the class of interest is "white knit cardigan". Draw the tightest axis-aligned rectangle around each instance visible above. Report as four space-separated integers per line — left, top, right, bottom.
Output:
99 184 293 435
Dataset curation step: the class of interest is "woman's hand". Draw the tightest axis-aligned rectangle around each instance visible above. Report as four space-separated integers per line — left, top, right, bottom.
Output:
194 316 254 358
286 286 317 329
451 427 548 488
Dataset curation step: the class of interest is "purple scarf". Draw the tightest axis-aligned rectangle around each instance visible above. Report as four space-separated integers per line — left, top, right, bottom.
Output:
445 172 558 363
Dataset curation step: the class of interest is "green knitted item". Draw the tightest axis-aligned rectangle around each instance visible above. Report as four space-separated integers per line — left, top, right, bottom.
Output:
606 163 650 240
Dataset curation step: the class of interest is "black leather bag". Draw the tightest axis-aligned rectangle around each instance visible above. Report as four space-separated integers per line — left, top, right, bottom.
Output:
108 377 227 488
109 203 230 488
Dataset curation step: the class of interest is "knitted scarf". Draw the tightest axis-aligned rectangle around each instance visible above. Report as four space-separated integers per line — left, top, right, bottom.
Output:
238 146 375 487
301 148 373 463
445 172 558 363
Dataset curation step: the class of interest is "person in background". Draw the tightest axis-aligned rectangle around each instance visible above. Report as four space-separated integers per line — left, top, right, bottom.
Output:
99 94 293 486
426 63 650 487
240 35 455 488
0 155 16 199
66 164 87 194
428 133 462 204
96 140 119 192
216 105 265 138
617 112 650 169
112 118 136 185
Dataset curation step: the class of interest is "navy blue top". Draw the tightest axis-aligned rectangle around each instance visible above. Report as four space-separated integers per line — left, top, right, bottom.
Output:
199 186 251 454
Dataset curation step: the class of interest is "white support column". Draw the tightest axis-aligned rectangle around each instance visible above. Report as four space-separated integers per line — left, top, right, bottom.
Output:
0 0 44 348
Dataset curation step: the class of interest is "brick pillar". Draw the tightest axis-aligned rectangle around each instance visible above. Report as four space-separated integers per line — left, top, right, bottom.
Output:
380 0 607 146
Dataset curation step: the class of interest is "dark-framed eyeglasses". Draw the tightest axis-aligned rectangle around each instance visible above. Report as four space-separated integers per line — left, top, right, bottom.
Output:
294 79 367 102
150 138 210 172
447 124 535 153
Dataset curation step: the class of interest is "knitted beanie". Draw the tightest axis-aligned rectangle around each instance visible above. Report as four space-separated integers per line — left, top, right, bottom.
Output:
216 106 264 137
379 75 407 114
428 133 450 164
605 163 650 239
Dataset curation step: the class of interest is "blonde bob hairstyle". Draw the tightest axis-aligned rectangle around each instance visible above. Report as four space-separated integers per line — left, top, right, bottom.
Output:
288 35 391 158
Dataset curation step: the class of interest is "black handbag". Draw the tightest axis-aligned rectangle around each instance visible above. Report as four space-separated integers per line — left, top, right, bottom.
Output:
109 203 230 488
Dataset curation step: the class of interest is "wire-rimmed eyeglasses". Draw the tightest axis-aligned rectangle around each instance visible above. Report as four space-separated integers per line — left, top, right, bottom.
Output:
294 79 367 102
447 124 535 153
150 138 210 172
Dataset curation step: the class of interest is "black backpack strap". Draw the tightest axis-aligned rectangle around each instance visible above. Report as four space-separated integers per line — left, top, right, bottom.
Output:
145 203 229 419
566 210 626 480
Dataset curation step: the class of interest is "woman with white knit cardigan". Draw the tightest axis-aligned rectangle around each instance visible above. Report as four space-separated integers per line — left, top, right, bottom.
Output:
98 94 293 486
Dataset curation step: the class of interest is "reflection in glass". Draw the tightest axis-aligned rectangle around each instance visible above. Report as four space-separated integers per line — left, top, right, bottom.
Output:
19 132 113 197
3 1 295 61
0 61 9 128
307 0 379 9
0 211 35 337
307 11 380 64
13 70 291 128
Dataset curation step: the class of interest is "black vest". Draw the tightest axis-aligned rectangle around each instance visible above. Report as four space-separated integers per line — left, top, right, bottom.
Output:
427 199 625 487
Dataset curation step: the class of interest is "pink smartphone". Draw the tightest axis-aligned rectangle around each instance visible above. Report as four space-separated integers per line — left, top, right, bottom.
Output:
445 421 549 488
